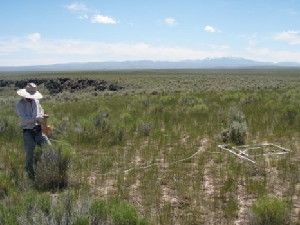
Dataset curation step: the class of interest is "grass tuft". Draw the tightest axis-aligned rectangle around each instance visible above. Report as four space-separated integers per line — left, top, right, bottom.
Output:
250 195 290 225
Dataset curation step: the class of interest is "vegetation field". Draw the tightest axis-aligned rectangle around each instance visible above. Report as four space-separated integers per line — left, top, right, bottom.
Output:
0 69 299 225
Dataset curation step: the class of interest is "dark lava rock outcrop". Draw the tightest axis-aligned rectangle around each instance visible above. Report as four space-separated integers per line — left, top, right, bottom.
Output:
0 78 123 94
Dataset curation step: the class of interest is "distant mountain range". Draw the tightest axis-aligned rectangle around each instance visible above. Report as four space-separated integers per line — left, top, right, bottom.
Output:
1 57 300 71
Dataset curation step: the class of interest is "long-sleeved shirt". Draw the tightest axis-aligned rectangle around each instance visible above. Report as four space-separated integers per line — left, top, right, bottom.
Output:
16 98 44 129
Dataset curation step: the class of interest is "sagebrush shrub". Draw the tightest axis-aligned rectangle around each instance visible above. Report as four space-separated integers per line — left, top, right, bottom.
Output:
229 107 246 123
137 122 152 136
229 120 247 145
35 146 71 190
222 107 248 145
282 105 298 125
178 95 199 106
94 113 111 132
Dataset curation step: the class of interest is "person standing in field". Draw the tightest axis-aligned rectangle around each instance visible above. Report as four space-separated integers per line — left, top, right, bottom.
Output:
16 83 50 180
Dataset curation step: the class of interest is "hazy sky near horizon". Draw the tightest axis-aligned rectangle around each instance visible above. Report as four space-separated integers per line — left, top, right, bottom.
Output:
1 0 300 66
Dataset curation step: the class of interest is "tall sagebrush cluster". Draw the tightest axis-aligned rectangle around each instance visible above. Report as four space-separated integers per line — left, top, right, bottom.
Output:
34 145 71 190
222 107 248 145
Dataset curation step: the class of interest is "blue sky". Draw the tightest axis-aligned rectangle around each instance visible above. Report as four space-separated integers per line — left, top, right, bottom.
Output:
0 0 300 66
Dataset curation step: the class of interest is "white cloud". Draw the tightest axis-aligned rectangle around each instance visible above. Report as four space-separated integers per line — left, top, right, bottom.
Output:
3 33 300 66
245 46 300 62
91 14 117 24
164 17 176 26
66 2 88 12
204 25 218 33
274 31 300 45
27 33 41 42
0 34 230 66
66 3 118 25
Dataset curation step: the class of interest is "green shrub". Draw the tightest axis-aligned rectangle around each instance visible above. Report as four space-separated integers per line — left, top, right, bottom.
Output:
229 107 246 123
73 216 89 225
229 120 247 145
250 195 290 225
222 107 248 145
34 144 72 190
110 200 147 225
120 113 134 124
137 121 152 136
282 104 298 125
90 200 109 224
94 115 111 132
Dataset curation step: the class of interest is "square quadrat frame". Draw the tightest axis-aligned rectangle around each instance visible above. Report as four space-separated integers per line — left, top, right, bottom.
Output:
218 143 290 164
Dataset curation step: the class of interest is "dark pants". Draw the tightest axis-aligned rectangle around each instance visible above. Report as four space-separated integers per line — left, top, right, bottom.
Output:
23 126 50 179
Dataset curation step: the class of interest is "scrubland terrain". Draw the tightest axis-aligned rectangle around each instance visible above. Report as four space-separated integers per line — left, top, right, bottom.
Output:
0 69 299 225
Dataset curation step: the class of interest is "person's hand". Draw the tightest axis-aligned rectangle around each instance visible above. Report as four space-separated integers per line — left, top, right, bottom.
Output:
36 118 44 123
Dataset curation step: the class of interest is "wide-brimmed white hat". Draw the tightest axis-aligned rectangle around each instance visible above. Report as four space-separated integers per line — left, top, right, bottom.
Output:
17 83 43 99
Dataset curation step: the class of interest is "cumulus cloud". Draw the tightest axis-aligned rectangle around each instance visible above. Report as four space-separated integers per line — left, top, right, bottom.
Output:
274 31 300 45
204 25 218 33
66 2 88 12
27 33 41 42
164 17 176 26
91 14 117 24
0 34 230 66
66 2 117 25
